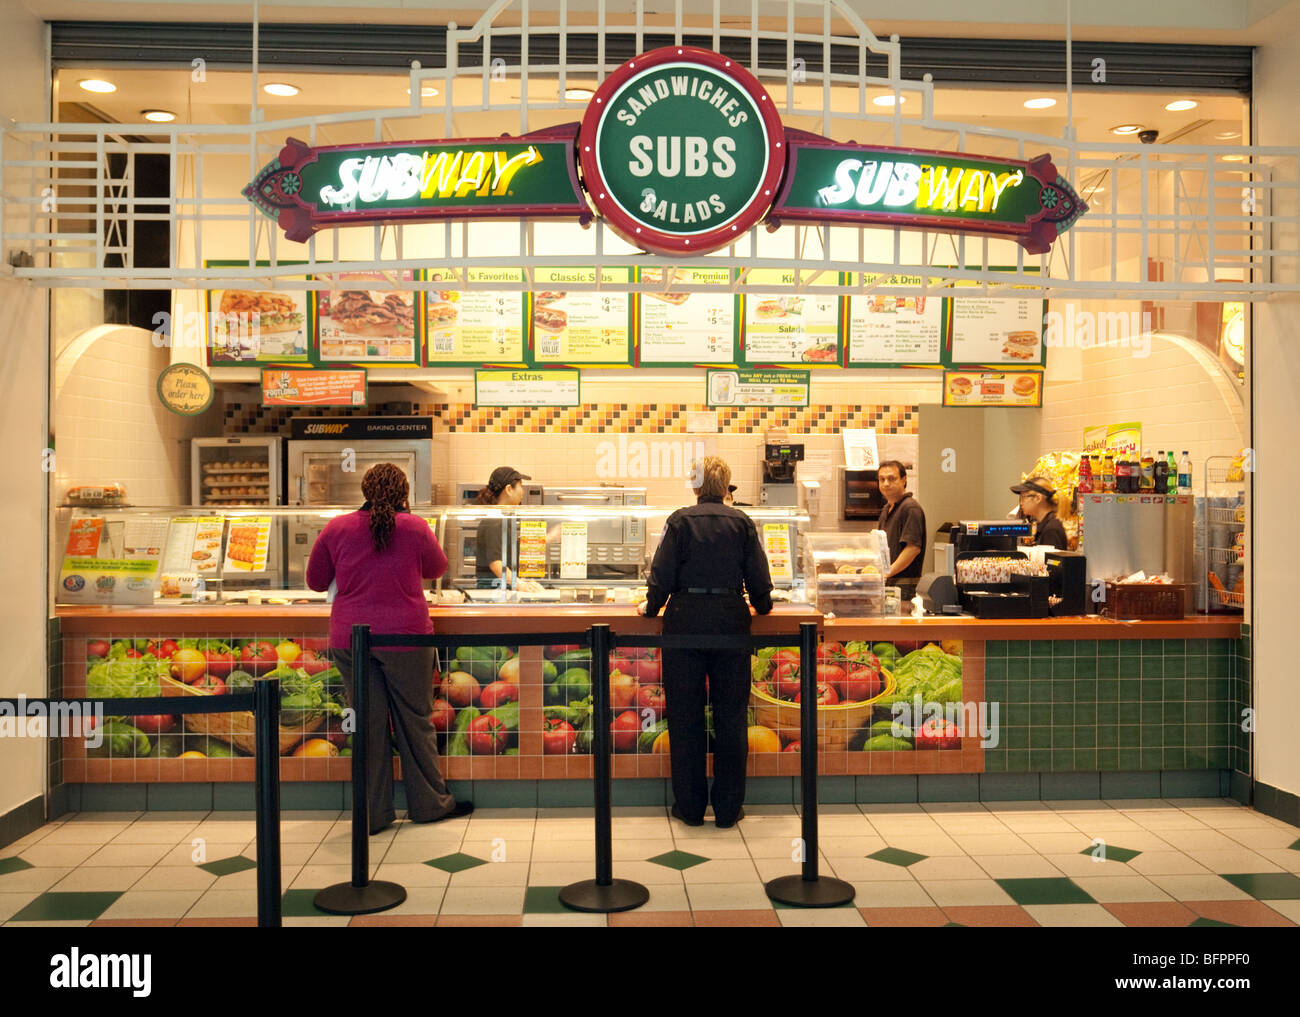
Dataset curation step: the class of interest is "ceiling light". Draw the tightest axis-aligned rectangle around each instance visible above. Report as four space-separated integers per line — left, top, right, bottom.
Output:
142 110 176 123
1164 99 1198 112
1216 130 1241 139
872 94 906 107
263 82 300 97
564 87 596 101
406 85 439 98
1111 124 1142 136
1222 154 1247 162
1023 97 1057 109
78 79 117 94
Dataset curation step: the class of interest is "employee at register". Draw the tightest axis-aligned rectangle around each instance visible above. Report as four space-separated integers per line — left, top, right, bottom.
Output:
475 466 544 592
1011 476 1070 550
878 460 926 599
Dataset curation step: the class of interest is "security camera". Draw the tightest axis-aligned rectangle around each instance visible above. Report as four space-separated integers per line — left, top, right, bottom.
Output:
1138 129 1159 145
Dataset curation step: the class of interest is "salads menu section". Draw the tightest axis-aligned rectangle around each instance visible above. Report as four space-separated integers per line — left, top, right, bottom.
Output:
636 266 740 366
742 270 842 365
529 267 634 366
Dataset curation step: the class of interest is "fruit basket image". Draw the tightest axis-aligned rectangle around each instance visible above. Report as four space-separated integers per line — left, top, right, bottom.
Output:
750 667 895 752
161 675 319 755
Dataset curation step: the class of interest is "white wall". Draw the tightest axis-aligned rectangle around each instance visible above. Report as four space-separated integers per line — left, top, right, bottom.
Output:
1251 21 1300 802
0 0 49 827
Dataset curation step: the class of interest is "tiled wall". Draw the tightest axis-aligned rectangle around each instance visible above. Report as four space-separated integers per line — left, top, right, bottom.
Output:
982 638 1238 774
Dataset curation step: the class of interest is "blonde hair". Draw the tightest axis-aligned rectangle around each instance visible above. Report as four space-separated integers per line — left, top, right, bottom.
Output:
690 455 732 500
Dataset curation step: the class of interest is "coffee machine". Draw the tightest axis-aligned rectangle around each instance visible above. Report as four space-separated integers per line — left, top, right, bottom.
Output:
760 442 804 507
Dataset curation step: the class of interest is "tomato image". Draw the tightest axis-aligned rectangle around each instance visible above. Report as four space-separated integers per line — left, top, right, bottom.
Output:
610 710 640 752
914 717 960 750
430 699 455 733
467 714 508 755
794 682 839 706
774 662 801 699
543 717 576 755
86 640 110 659
839 667 883 703
240 641 278 676
479 681 519 710
635 684 667 720
204 648 235 678
194 673 226 695
132 714 178 734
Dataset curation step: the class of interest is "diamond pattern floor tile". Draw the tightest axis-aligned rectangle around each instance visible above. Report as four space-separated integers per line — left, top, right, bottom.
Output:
647 850 710 871
0 858 34 876
1217 872 1300 900
425 852 488 874
198 855 258 877
995 877 1096 906
10 891 122 922
1079 844 1141 864
868 847 928 867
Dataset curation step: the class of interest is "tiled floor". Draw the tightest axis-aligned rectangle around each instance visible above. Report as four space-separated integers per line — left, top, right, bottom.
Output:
1 799 1297 927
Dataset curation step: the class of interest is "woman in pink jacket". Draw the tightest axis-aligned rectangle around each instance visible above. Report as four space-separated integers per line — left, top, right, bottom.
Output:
307 463 472 833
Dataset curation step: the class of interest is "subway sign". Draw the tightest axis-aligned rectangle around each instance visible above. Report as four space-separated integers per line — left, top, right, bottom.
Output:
247 47 1085 254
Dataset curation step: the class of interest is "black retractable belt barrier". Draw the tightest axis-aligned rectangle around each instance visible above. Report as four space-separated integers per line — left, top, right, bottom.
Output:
764 621 855 908
559 623 649 913
315 624 408 915
253 675 283 927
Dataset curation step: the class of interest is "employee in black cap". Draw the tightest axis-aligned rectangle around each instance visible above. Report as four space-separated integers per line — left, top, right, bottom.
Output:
1011 475 1070 550
475 466 544 591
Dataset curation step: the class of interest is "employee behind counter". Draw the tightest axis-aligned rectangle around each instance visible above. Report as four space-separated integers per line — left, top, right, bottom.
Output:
1011 475 1070 550
475 466 544 593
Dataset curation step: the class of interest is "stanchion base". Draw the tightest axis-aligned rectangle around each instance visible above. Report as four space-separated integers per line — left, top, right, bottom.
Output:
764 874 856 908
559 878 650 913
314 880 407 915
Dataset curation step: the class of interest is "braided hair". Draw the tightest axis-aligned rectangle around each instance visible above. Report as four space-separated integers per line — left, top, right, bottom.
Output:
361 463 409 552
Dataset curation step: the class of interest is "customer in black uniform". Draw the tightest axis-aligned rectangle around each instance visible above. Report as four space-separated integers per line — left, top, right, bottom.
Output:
1011 476 1070 550
474 466 544 592
877 460 927 602
639 456 773 828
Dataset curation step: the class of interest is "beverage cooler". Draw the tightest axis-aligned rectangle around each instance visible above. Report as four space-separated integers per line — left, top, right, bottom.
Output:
1076 493 1195 588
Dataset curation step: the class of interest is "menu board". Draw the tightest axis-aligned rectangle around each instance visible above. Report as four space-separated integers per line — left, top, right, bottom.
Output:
424 268 528 366
57 515 166 605
518 520 548 580
846 274 947 367
206 262 311 363
741 270 842 365
949 275 1046 367
762 524 793 582
262 368 367 407
943 370 1043 407
529 267 634 366
707 369 810 408
316 270 419 365
223 517 272 573
475 369 580 408
560 522 589 580
636 266 739 366
158 516 223 596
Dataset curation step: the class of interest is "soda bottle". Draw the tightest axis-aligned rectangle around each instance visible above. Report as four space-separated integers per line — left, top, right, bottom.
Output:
1101 453 1115 493
1077 453 1093 494
1117 457 1132 493
1178 451 1192 495
1140 449 1155 492
1166 450 1177 495
1153 451 1168 495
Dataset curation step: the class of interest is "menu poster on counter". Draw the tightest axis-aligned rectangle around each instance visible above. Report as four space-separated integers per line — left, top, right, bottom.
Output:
762 524 794 582
518 520 548 580
842 429 881 470
949 271 1047 367
706 369 810 408
635 266 740 366
529 267 634 366
560 522 589 580
423 268 528 366
57 516 166 605
846 274 948 367
741 270 842 366
205 261 311 364
159 516 223 596
475 369 580 408
315 270 419 365
262 368 367 407
223 517 272 573
943 370 1043 407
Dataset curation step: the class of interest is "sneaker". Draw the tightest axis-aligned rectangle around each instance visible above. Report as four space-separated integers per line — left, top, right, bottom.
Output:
419 801 474 823
715 807 745 829
671 803 703 827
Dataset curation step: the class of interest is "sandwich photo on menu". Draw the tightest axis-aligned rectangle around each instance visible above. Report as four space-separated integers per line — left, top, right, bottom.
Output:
948 376 973 397
639 268 691 305
217 291 304 335
534 291 566 307
427 300 459 329
1001 330 1039 360
533 305 568 335
320 290 415 338
1013 375 1039 397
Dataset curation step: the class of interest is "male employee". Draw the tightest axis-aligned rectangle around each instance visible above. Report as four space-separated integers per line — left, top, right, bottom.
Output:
1010 476 1070 550
877 460 926 600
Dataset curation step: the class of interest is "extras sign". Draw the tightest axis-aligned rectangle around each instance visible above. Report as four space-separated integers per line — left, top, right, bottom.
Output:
246 47 1085 255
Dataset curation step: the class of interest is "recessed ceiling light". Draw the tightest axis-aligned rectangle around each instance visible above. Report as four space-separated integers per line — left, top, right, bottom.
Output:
1024 97 1057 109
78 79 116 94
872 94 906 107
1216 130 1241 139
1222 154 1247 162
142 110 176 123
406 85 439 98
564 87 596 101
1164 99 1198 112
1111 124 1142 135
263 83 300 97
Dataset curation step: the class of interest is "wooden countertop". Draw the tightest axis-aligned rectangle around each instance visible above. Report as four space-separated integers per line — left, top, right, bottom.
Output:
54 605 1239 640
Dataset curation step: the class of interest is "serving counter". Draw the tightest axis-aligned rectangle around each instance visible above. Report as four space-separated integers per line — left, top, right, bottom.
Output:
52 602 1245 807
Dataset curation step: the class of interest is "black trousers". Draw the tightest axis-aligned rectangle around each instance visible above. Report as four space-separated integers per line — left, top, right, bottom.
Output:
661 594 752 824
333 647 456 834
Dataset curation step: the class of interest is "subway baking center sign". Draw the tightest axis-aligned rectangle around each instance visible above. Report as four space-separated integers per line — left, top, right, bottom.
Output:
246 46 1085 255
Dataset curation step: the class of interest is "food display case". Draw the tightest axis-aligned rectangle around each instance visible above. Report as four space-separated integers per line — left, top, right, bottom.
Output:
802 531 890 616
191 436 283 507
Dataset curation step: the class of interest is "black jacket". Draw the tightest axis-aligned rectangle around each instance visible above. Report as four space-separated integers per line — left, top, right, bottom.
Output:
645 499 774 618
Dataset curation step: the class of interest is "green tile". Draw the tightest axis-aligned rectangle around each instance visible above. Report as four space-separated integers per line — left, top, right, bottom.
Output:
1163 639 1186 655
1052 680 1074 702
1031 641 1054 660
1075 727 1097 749
1053 660 1076 680
1217 873 1300 900
1029 704 1052 727
1119 657 1142 681
1008 681 1031 704
1096 748 1119 770
1051 749 1074 770
1076 704 1098 726
199 854 257 877
1163 656 1186 678
10 891 121 922
983 752 1008 773
1076 658 1097 679
1209 655 1230 678
1118 749 1143 770
985 658 1007 681
1160 748 1187 769
1072 749 1098 770
1029 726 1052 748
985 641 1009 659
1005 750 1030 771
1120 642 1141 658
1185 655 1207 678
1052 704 1076 726
995 877 1095 906
1097 678 1120 700
426 852 488 874
1164 724 1186 746
1078 843 1141 864
1096 725 1120 748
1007 640 1031 658
1185 702 1208 725
1004 727 1029 749
523 886 571 914
1096 658 1119 680
1052 640 1075 658
281 888 334 918
1140 726 1162 748
1029 748 1054 770
1097 641 1119 657
1007 658 1031 680
1075 640 1097 657
1189 917 1236 926
1118 726 1140 749
1141 657 1164 679
869 847 928 867
0 857 35 875
647 849 709 871
1164 701 1185 723
1140 702 1162 726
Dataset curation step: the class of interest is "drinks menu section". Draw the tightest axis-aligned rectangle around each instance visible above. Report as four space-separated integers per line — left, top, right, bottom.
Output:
529 267 634 365
846 274 946 366
742 270 842 365
636 266 739 365
949 290 1046 367
424 268 528 365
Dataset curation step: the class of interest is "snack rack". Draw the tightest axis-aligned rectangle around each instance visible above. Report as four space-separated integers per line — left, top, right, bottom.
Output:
191 436 283 508
1202 454 1245 614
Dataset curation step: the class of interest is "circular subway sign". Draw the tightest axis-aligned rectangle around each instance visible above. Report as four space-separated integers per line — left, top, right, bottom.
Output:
578 47 786 256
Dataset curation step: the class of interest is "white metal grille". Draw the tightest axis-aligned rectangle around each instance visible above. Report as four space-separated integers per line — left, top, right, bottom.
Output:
3 0 1296 301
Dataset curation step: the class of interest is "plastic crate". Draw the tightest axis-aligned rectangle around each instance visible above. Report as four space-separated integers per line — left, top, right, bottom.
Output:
1101 582 1188 620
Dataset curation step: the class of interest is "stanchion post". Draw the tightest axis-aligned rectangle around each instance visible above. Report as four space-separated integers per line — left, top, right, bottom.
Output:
558 624 649 914
763 621 855 908
253 674 282 928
